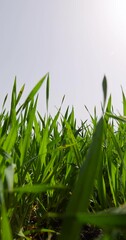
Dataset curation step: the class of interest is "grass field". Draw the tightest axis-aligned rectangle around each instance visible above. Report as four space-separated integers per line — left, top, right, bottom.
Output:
0 74 126 240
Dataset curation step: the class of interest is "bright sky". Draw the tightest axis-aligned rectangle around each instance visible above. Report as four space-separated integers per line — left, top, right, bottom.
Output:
1 0 126 123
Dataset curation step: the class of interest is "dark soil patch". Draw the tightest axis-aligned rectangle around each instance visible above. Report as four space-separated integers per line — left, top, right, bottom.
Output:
80 224 103 240
25 223 103 239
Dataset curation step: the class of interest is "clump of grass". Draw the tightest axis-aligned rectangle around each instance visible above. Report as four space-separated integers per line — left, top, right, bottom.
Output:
0 74 126 240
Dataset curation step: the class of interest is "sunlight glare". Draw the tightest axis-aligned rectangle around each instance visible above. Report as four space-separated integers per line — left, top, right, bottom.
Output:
114 0 126 24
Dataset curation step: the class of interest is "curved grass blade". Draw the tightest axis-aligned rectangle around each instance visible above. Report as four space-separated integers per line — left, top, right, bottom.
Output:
17 73 48 113
106 113 126 123
16 84 25 106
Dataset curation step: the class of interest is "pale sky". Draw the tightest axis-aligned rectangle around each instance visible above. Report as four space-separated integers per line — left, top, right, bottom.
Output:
1 0 126 123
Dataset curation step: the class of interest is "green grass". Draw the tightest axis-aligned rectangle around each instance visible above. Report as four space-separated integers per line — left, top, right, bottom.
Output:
0 74 126 239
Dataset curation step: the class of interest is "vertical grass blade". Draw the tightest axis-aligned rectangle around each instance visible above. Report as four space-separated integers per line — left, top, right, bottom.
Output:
9 78 16 126
121 86 126 116
65 121 82 168
1 204 13 240
102 75 107 111
46 73 50 112
35 120 49 181
61 117 104 240
19 100 37 165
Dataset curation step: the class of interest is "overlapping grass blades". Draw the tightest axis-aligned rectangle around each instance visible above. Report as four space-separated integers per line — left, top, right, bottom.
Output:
60 76 107 240
60 77 126 240
60 117 104 240
0 74 126 239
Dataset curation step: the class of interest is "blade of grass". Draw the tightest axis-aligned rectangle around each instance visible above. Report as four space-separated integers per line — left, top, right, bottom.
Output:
13 184 65 193
1 204 13 240
2 94 8 109
102 75 107 111
9 78 17 126
17 73 48 114
65 121 82 168
36 120 49 179
76 209 126 228
46 73 50 112
16 83 25 106
60 117 104 240
121 86 126 116
19 99 37 165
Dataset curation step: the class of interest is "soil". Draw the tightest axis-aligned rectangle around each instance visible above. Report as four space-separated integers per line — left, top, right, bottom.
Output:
80 225 103 240
25 223 103 239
